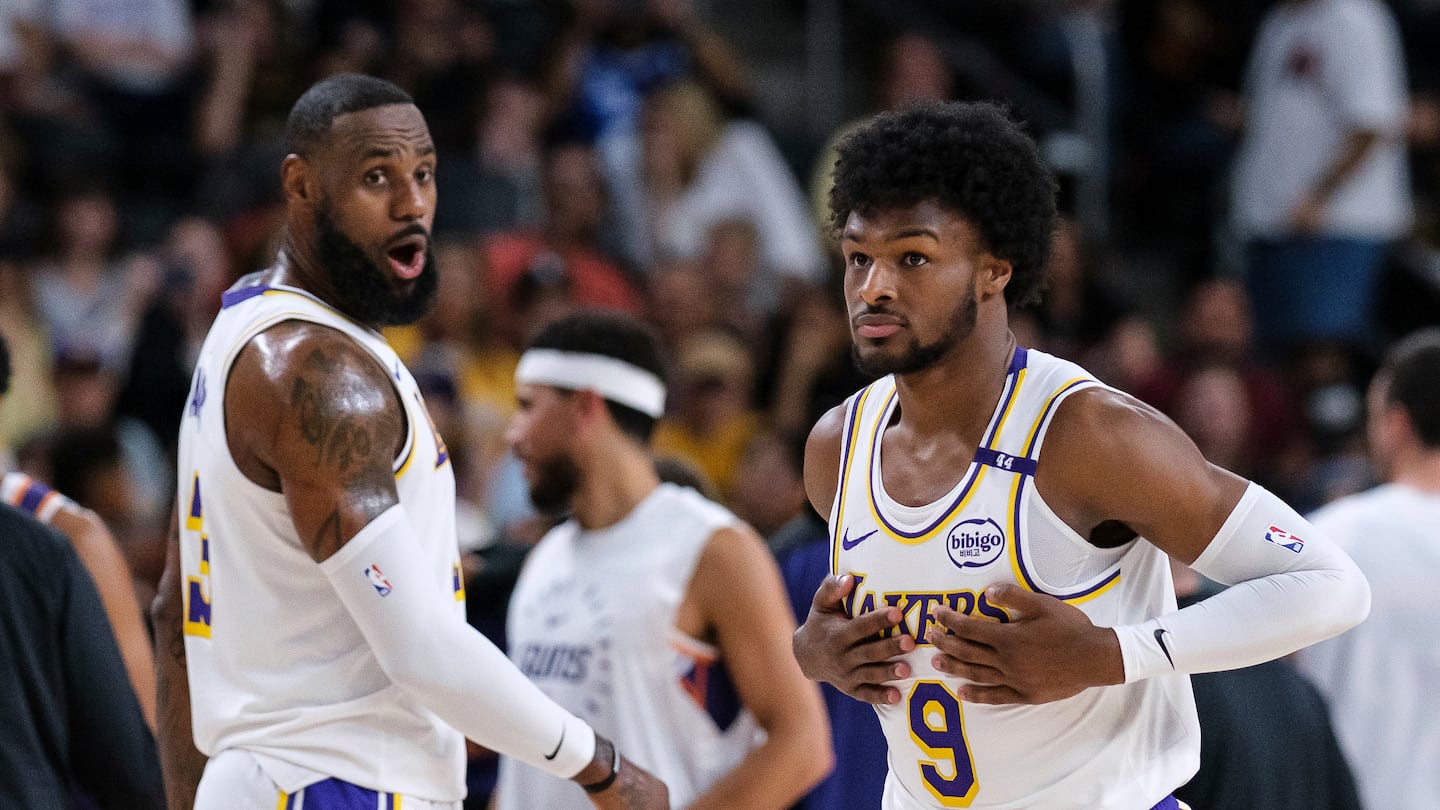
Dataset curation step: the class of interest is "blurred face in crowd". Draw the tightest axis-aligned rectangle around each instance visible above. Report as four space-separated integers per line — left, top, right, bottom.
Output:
841 201 990 377
544 144 607 241
304 104 440 326
507 383 584 514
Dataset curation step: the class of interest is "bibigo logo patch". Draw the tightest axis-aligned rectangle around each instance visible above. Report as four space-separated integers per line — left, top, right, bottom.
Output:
946 518 1006 570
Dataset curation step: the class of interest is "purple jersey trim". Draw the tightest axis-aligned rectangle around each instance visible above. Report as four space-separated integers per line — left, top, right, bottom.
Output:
219 284 270 309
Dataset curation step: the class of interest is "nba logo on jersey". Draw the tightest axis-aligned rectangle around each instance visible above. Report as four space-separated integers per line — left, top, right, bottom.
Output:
1263 525 1305 553
364 564 394 596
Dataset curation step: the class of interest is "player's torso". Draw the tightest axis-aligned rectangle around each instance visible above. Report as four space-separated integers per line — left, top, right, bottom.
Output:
497 484 756 810
175 277 464 798
831 348 1197 810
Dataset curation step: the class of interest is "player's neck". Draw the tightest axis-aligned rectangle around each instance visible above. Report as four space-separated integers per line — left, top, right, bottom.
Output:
272 236 340 309
571 443 661 531
891 323 1017 440
1389 448 1440 494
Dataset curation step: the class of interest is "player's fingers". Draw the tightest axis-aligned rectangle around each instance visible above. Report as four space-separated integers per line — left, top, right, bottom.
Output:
955 683 1026 705
810 574 855 612
928 632 998 667
982 583 1051 617
845 682 904 706
844 627 913 663
932 605 1001 643
930 653 1003 683
843 605 906 642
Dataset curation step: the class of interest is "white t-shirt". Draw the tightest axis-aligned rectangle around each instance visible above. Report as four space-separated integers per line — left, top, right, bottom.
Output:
1296 483 1440 810
1231 0 1411 239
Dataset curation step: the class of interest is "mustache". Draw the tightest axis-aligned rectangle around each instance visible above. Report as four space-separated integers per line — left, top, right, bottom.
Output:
388 222 429 243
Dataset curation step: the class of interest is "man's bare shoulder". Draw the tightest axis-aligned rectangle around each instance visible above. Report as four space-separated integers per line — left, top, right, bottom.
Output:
226 320 405 486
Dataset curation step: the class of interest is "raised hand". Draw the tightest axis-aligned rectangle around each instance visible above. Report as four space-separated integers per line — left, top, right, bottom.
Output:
792 574 915 705
928 583 1125 705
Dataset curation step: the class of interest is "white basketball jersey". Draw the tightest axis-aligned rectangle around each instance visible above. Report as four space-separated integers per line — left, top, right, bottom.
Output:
832 347 1198 810
494 483 760 810
176 276 466 800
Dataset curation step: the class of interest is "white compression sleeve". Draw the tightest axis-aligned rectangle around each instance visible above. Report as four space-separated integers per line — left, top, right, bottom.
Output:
1113 482 1370 683
319 505 596 778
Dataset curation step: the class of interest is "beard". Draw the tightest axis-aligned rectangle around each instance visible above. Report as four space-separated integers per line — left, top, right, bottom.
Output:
314 203 439 327
853 293 978 377
526 452 582 516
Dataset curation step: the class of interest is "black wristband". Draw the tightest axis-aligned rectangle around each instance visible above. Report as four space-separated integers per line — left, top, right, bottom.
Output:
581 739 621 794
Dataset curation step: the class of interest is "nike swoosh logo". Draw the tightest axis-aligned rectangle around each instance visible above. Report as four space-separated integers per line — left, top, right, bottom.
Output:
841 528 878 550
1154 628 1176 669
543 727 565 760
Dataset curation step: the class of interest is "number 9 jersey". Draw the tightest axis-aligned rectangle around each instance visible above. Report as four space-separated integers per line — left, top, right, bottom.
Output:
829 347 1199 809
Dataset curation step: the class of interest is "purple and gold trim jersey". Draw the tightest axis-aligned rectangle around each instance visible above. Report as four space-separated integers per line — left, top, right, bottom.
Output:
176 276 465 801
1 472 73 524
831 346 1199 809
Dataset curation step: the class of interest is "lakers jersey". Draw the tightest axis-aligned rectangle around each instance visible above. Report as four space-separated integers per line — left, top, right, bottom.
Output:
176 276 466 800
495 483 760 810
832 347 1198 810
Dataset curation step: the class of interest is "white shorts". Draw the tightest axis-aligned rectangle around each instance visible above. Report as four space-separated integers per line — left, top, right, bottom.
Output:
196 749 461 810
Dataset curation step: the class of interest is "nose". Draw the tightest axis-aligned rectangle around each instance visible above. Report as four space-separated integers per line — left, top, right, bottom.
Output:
391 177 429 222
855 261 896 307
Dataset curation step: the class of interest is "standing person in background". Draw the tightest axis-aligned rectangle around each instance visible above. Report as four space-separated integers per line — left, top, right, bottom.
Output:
496 310 831 810
0 332 157 731
0 502 163 809
792 100 1370 809
1231 0 1411 357
152 73 666 810
1296 327 1440 810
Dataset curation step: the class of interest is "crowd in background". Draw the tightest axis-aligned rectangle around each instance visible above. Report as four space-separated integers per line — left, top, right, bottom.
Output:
1 0 1438 805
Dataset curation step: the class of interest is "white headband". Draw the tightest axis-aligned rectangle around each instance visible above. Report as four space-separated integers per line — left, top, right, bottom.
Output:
515 349 667 418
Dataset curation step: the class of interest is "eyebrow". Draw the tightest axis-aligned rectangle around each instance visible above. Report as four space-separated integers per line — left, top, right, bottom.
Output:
840 227 941 243
361 143 437 161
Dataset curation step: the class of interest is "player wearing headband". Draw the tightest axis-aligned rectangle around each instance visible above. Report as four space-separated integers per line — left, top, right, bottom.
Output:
495 311 832 809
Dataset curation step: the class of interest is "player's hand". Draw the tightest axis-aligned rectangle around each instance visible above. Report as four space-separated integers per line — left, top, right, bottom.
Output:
928 583 1124 705
588 754 669 810
792 574 915 705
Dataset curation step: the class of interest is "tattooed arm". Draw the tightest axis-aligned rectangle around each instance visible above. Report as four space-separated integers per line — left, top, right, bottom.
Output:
225 323 668 807
226 322 406 561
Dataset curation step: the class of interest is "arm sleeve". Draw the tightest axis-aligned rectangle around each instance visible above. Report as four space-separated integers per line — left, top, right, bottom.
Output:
1113 483 1370 682
60 539 166 808
319 505 596 779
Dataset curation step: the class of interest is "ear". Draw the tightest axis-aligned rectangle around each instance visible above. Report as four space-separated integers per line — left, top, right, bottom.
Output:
976 254 1013 300
281 154 316 207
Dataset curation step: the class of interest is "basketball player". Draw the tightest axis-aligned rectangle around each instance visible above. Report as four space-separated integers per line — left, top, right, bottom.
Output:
1296 328 1440 810
494 311 832 809
0 333 157 730
791 101 1371 809
151 75 667 810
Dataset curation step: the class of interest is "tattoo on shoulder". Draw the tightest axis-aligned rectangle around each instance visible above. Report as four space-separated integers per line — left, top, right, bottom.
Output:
289 347 392 476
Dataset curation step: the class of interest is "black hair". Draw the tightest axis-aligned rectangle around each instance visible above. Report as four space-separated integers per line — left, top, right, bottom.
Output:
285 73 415 157
828 100 1058 309
0 331 10 397
526 310 667 442
1380 327 1440 448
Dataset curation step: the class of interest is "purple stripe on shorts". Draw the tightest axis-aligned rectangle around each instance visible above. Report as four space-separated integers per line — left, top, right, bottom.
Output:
300 778 379 809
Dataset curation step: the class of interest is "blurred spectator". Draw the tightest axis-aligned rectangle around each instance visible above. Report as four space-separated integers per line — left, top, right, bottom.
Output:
0 258 57 457
1133 279 1303 485
653 326 764 501
1171 364 1256 476
436 73 550 237
1231 0 1412 357
1020 217 1134 363
1296 327 1440 810
639 79 824 300
1171 559 1362 810
483 139 643 345
0 503 163 809
31 184 158 373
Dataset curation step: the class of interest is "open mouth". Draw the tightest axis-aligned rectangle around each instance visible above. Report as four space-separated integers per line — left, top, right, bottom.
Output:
386 236 427 280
